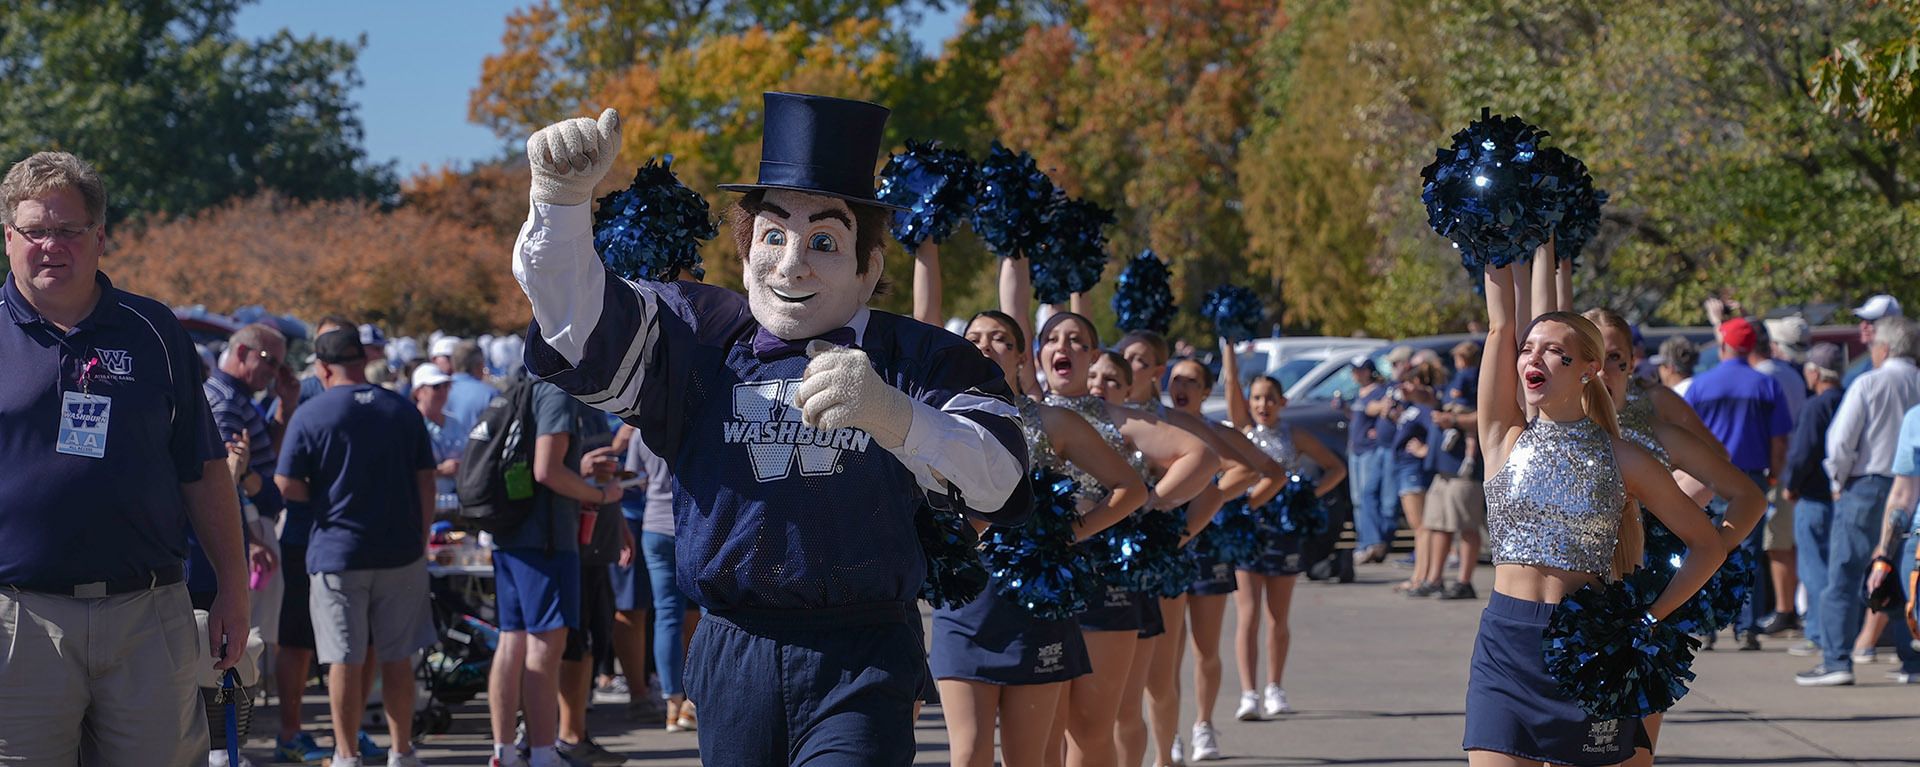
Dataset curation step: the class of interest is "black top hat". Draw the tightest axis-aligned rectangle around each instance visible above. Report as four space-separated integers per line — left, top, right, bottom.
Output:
717 92 905 211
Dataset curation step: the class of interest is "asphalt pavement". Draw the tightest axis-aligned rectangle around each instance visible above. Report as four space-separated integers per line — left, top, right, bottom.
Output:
242 558 1920 766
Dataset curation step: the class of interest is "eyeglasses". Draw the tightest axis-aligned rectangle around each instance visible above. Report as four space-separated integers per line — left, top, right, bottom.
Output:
9 222 97 244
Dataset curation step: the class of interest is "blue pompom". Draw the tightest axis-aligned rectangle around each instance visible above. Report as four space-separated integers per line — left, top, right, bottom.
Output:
1258 475 1326 540
1543 569 1701 719
592 156 716 282
1113 250 1178 334
1540 149 1608 268
972 142 1057 259
1201 285 1266 344
1084 507 1198 595
980 470 1105 621
1197 497 1265 568
1419 108 1557 271
1029 196 1115 304
878 140 979 250
916 502 987 609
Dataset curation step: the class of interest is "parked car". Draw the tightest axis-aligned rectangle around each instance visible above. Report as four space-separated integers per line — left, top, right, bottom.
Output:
1197 337 1384 420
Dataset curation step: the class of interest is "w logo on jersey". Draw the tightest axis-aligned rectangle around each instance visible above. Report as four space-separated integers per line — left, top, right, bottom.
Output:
722 379 873 482
97 349 132 375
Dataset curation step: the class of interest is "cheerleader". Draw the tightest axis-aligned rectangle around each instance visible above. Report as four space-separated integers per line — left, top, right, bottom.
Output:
1126 332 1283 764
1218 340 1348 723
1030 310 1219 767
929 309 1151 767
1575 304 1765 766
1463 253 1726 767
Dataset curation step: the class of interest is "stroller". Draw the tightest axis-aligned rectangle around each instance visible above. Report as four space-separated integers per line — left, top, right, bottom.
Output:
412 570 498 737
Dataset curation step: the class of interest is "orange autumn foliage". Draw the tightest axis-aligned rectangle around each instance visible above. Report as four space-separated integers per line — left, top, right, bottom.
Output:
110 193 531 336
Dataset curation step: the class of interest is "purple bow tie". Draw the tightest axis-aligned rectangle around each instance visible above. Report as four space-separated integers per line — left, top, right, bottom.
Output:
750 326 857 361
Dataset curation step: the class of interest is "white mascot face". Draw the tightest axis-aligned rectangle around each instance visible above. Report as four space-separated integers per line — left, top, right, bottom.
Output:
743 189 882 340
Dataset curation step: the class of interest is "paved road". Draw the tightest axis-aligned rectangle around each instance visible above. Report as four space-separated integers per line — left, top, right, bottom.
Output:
241 559 1920 765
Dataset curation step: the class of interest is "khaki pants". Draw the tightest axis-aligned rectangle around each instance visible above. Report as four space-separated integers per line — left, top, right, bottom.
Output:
0 583 207 766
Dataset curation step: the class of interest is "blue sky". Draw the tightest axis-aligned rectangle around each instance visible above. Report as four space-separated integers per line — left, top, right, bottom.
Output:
233 1 965 179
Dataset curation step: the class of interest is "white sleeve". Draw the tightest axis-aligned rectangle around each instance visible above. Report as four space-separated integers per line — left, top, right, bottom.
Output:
511 202 657 368
887 395 1023 512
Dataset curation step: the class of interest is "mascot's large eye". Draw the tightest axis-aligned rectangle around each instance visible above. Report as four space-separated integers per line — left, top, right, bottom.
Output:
762 229 787 246
809 233 838 252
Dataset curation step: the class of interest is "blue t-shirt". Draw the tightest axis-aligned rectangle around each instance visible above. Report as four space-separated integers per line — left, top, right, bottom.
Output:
1894 405 1920 532
491 382 611 552
444 372 499 448
425 414 465 498
1446 367 1480 410
1683 356 1792 473
0 273 221 586
1391 403 1433 468
276 383 434 572
1349 386 1388 453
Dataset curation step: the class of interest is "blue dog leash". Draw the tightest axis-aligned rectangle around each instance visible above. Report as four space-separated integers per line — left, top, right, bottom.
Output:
215 637 240 765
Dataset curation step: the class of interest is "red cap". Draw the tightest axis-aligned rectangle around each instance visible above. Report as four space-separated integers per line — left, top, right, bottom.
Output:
1720 317 1757 354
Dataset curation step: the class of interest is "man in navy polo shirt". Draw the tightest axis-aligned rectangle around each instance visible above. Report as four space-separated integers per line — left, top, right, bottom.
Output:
276 329 436 767
0 151 247 765
1685 316 1792 649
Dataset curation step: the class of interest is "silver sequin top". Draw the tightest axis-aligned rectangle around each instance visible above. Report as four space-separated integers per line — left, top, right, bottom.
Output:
1247 423 1301 474
1130 398 1170 482
1039 394 1130 502
1617 384 1670 469
1483 417 1627 576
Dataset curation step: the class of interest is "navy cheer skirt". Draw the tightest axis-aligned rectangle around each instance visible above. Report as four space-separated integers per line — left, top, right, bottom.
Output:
930 576 1090 686
1188 537 1238 596
1237 535 1305 577
1463 592 1644 766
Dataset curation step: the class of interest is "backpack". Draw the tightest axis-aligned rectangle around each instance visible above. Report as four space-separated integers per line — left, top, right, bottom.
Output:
455 371 539 534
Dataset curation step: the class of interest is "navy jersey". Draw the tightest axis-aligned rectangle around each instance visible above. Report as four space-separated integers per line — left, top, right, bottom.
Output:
524 271 1030 613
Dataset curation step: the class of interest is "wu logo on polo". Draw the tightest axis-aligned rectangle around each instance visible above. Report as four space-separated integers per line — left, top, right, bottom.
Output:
57 391 111 458
96 349 133 376
723 379 872 482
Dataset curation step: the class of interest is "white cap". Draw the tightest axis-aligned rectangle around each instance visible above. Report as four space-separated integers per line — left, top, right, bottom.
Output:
1763 316 1809 348
410 364 452 389
1854 294 1903 321
429 336 460 359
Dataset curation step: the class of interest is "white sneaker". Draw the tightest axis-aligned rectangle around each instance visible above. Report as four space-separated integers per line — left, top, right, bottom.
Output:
1853 648 1879 665
388 752 426 767
207 750 257 767
1261 683 1291 715
1190 721 1221 761
331 758 361 767
1168 735 1186 766
1233 690 1260 721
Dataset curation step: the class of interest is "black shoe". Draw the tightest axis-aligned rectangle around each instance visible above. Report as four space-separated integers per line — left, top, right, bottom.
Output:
1757 611 1801 636
1438 581 1478 600
1405 581 1441 597
1735 631 1762 651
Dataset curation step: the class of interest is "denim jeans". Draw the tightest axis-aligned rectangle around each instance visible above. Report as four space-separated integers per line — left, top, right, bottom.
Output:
1708 468 1771 635
1893 534 1920 673
641 531 688 697
1351 447 1399 548
1821 475 1893 670
1793 496 1835 652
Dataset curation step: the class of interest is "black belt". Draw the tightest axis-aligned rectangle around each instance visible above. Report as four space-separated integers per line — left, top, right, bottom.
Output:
4 563 186 598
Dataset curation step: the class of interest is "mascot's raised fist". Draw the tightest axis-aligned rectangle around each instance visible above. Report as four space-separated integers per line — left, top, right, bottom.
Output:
526 108 622 206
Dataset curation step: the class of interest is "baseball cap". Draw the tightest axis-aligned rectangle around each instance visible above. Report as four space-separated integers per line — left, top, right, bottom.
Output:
1764 317 1810 363
429 336 459 359
1385 346 1414 364
1854 294 1903 321
358 323 387 347
314 328 368 365
1806 342 1845 377
1349 354 1373 369
410 363 452 389
1719 317 1757 354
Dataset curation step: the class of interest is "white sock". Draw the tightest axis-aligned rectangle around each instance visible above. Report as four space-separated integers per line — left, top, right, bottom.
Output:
493 744 513 761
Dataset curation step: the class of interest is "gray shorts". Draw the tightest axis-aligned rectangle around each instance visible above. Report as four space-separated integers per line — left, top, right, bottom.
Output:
309 558 436 665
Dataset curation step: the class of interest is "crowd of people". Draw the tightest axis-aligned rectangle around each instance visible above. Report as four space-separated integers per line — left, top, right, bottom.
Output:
6 89 1920 767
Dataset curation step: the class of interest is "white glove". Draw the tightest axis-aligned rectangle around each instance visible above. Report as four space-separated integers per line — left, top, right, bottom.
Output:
793 341 914 450
526 108 622 206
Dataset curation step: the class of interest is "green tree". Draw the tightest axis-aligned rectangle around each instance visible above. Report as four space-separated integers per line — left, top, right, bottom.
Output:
1812 0 1920 140
0 0 396 223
